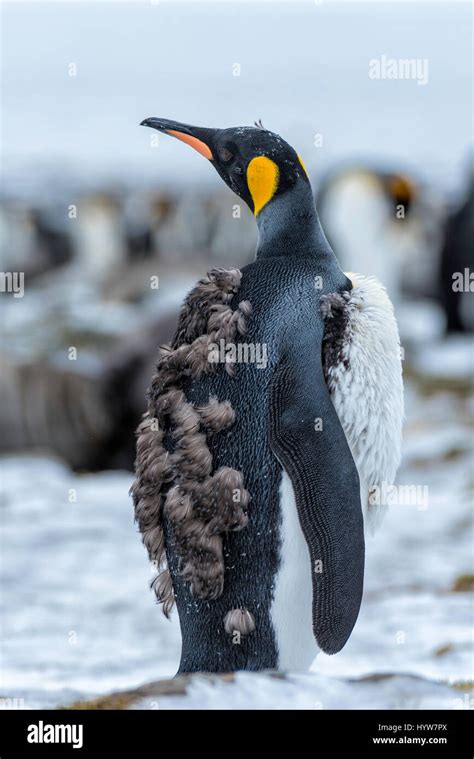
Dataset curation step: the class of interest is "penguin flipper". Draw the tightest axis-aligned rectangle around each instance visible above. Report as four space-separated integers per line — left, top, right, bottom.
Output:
321 273 404 534
269 330 364 655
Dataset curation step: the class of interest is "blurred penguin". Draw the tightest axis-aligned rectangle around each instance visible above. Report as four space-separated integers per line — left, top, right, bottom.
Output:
438 171 474 333
317 166 441 304
69 192 128 285
0 204 72 280
0 309 179 472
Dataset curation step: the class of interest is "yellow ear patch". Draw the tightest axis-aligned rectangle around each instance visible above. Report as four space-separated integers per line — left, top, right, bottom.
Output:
297 153 309 178
246 156 279 216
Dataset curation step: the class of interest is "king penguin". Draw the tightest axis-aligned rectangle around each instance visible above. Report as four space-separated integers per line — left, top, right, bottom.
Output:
132 118 404 673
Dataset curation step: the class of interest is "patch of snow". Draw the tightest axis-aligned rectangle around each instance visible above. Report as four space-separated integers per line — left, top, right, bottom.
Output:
133 672 466 711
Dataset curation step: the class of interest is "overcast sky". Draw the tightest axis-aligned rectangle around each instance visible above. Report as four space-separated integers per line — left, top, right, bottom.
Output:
1 1 472 192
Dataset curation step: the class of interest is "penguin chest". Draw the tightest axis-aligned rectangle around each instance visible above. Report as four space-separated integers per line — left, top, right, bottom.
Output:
270 470 320 671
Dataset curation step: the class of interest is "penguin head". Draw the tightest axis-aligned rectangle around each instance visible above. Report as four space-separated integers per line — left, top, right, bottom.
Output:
382 172 416 218
140 117 310 216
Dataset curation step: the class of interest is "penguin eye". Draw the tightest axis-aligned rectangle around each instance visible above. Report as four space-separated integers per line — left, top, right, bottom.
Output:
217 147 234 163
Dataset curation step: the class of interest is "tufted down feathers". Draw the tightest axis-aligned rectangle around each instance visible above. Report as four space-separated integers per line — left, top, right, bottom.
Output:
131 268 252 615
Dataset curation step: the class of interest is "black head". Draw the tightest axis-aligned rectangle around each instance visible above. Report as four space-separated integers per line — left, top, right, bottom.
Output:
140 117 310 216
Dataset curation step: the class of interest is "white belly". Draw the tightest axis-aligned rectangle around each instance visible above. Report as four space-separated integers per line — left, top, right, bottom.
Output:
270 470 320 671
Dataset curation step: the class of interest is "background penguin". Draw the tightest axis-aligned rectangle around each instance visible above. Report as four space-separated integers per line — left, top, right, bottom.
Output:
316 164 443 306
132 118 404 673
437 171 474 333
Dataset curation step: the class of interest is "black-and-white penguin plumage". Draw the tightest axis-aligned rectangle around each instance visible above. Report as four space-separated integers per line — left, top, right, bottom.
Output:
132 119 404 673
322 273 404 533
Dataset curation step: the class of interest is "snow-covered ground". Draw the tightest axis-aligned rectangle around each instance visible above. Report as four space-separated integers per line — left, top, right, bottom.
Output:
129 672 469 711
0 366 472 709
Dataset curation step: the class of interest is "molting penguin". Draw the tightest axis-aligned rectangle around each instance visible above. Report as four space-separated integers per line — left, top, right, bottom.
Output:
132 118 404 673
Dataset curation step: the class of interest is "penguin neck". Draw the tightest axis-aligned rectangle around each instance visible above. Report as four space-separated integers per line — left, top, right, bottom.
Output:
255 179 329 259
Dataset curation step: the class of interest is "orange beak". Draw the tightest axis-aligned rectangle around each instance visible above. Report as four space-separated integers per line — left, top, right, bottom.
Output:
140 117 215 160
